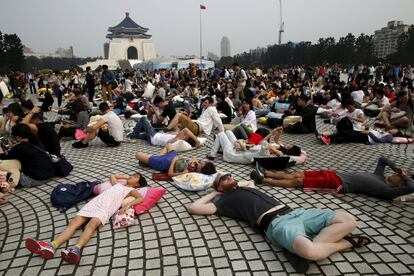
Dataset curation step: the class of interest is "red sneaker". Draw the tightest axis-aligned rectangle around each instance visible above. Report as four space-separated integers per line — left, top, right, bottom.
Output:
321 136 331 145
25 238 55 260
61 247 81 264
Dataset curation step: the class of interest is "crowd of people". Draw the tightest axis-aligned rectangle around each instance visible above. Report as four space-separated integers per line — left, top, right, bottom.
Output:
0 61 413 272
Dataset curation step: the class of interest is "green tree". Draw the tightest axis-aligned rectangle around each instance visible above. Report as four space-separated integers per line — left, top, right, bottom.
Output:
354 33 376 64
3 33 24 71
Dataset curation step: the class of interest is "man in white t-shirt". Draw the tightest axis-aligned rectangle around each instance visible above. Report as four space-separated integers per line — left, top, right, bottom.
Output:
166 97 224 136
127 117 200 148
73 102 123 148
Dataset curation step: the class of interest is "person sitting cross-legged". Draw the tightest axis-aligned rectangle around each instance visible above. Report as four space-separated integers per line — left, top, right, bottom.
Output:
72 102 123 148
187 173 371 273
250 156 414 201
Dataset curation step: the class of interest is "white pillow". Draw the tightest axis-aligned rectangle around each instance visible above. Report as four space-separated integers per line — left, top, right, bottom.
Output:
198 137 207 145
170 140 192 152
142 82 155 99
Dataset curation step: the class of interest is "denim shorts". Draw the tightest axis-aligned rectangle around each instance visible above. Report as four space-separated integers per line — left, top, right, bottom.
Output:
265 208 335 253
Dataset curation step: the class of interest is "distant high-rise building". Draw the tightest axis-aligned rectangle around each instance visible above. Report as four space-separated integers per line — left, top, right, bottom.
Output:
207 52 219 62
220 36 231 57
373 20 409 59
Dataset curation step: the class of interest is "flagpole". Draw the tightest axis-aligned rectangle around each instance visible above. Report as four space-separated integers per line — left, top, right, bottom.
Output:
199 6 202 68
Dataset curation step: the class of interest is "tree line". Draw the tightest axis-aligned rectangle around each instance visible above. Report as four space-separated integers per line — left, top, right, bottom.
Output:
218 26 414 68
0 30 96 74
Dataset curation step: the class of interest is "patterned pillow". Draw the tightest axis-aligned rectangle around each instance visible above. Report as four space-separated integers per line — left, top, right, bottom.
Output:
113 208 136 229
172 173 217 192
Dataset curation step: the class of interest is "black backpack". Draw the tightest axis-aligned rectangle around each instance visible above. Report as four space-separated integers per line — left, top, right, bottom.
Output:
51 181 98 212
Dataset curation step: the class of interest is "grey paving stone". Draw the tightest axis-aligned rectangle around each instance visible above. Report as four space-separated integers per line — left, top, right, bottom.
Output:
0 111 412 276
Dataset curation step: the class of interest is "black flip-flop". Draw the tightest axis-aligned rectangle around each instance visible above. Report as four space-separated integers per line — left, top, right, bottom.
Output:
283 250 310 274
344 235 372 248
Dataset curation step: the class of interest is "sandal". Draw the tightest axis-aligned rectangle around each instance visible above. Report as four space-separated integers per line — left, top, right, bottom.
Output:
344 235 371 248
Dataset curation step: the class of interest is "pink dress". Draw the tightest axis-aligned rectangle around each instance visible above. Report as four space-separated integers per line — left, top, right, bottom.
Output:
77 182 133 225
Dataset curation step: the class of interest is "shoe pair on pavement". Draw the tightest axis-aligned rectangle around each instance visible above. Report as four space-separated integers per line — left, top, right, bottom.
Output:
25 238 81 264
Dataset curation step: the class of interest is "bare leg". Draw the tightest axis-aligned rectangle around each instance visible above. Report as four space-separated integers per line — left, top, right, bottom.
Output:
263 178 302 188
264 171 304 180
381 111 392 128
135 152 151 164
391 116 410 129
53 216 90 248
313 212 357 243
167 113 183 130
292 212 357 261
82 129 99 144
75 218 102 248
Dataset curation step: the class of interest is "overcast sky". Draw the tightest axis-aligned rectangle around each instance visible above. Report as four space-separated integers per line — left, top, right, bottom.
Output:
0 0 413 58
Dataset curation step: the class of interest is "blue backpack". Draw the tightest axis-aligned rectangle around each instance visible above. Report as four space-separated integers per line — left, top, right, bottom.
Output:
51 181 98 212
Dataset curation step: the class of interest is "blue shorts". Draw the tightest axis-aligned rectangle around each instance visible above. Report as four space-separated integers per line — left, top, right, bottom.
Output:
265 208 335 253
148 151 179 172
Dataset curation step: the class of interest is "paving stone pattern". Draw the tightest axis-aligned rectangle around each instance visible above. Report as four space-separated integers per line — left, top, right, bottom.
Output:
0 112 413 276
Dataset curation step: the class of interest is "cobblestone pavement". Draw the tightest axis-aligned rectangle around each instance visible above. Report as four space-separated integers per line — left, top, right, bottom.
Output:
0 111 413 276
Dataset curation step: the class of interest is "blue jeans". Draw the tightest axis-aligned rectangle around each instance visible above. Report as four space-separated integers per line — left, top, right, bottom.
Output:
255 108 270 117
20 173 47 188
128 117 156 142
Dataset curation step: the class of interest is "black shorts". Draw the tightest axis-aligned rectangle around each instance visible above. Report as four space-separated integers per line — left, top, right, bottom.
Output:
98 129 121 147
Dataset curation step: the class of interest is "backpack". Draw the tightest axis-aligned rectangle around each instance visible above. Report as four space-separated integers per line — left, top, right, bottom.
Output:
51 181 99 212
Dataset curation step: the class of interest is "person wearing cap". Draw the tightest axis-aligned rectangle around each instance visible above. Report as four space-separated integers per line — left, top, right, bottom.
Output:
187 173 371 273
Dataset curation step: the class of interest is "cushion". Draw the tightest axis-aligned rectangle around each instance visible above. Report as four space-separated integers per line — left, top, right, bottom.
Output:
112 208 137 229
170 140 192 152
258 117 268 125
172 173 217 192
247 133 263 145
142 82 155 99
266 112 284 119
133 187 166 215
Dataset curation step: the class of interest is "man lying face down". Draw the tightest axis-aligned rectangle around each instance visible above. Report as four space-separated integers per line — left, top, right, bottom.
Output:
187 174 371 273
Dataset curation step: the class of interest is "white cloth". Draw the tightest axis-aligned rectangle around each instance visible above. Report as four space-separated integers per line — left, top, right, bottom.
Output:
232 110 258 132
101 111 124 142
347 109 364 131
210 131 260 164
151 133 176 147
327 99 342 111
351 90 365 105
124 79 133 93
196 106 224 135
